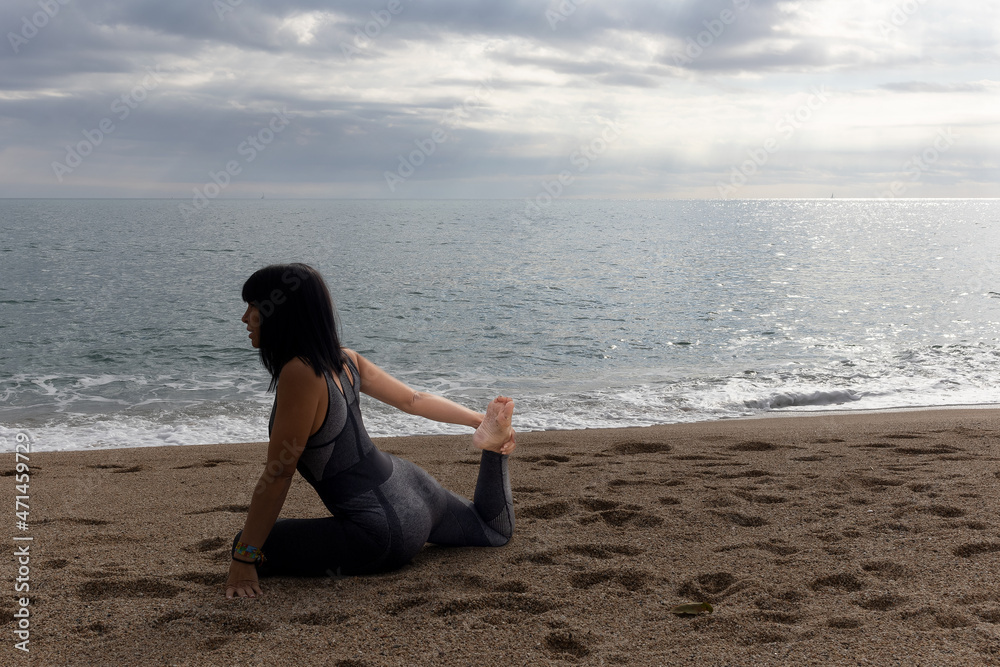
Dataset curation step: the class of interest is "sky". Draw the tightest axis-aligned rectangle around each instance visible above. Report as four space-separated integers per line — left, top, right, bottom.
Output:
1 0 997 200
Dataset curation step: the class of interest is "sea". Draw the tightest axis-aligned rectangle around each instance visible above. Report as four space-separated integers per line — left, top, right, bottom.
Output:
2 198 999 453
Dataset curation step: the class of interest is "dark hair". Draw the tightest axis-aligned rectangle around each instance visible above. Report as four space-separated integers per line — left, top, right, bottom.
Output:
241 263 345 391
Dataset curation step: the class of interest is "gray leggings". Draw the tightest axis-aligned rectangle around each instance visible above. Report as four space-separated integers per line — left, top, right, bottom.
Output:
235 451 513 577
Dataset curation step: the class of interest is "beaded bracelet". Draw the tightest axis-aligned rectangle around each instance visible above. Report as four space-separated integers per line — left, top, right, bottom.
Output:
232 540 265 565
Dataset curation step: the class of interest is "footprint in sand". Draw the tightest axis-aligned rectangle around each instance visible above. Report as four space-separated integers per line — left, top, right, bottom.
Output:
917 504 966 518
199 612 272 634
513 551 558 565
717 469 775 480
727 441 779 452
60 517 111 526
174 458 237 470
384 595 430 625
79 578 182 601
975 608 1000 623
519 454 570 465
290 610 351 624
674 454 729 461
704 494 738 508
715 541 800 557
185 537 228 553
569 568 651 592
592 509 664 528
713 511 769 528
810 573 865 593
74 621 113 636
176 572 227 586
732 490 786 504
897 445 961 456
677 572 743 601
578 498 620 512
852 591 906 611
756 610 800 625
520 501 572 520
607 478 661 488
609 442 673 455
953 542 1000 558
565 544 642 559
544 631 590 659
853 442 898 450
155 610 271 651
452 573 529 593
855 476 906 490
186 504 250 516
434 593 556 616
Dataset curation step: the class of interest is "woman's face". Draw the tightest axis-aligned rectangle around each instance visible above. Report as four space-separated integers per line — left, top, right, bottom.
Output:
241 303 261 348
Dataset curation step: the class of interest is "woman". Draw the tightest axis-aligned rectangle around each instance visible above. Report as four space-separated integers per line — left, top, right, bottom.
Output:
226 263 516 599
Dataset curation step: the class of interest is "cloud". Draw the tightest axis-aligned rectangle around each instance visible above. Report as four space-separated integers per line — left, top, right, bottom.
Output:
0 0 997 198
880 81 993 93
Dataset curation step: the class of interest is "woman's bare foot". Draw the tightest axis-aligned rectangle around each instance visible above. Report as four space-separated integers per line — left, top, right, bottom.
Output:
473 396 516 455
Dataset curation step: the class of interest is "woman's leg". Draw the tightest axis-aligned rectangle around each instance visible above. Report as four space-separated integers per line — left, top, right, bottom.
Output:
233 511 392 578
427 450 513 547
426 397 516 547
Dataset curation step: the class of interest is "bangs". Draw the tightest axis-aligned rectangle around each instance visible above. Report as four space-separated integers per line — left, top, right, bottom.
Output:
241 266 281 304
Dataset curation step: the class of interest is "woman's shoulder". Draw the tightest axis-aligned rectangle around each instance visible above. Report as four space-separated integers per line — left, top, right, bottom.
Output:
277 357 327 389
341 348 360 368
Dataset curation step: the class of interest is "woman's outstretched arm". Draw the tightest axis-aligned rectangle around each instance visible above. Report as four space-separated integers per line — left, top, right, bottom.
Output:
347 349 485 429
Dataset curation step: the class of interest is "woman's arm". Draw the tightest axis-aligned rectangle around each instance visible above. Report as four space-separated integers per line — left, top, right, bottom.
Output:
346 349 485 429
226 359 323 598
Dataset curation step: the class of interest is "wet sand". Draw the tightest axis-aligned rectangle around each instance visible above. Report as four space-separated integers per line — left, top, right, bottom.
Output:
14 408 1000 665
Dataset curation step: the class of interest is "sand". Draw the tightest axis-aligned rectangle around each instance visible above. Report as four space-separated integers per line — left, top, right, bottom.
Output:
12 408 1000 666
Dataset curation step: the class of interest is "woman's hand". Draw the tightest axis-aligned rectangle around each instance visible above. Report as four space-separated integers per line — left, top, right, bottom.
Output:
226 561 263 599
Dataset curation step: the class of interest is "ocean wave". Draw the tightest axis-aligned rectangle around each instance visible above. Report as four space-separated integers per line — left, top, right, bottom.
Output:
743 389 861 409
